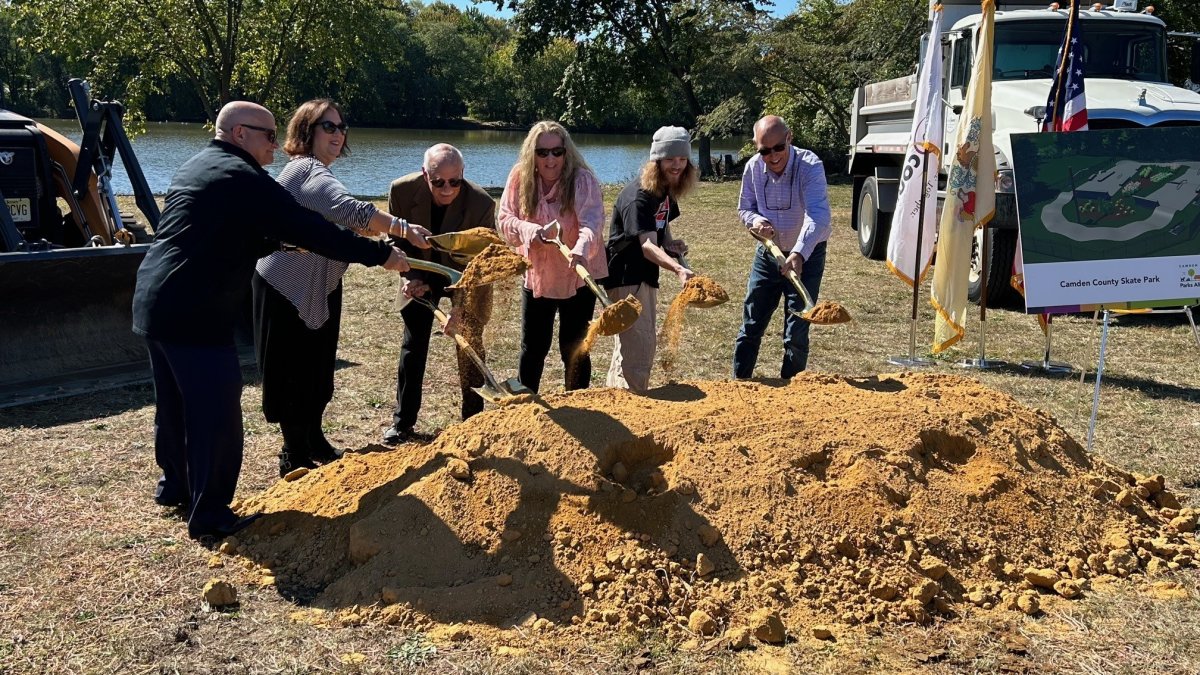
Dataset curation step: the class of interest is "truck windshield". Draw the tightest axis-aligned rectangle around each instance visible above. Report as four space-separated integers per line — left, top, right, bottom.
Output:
993 19 1167 82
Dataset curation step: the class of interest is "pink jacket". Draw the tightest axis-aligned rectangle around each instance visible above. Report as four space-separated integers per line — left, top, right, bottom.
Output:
498 166 609 299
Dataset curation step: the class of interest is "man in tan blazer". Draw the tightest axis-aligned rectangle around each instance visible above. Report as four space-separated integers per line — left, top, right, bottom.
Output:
384 144 496 445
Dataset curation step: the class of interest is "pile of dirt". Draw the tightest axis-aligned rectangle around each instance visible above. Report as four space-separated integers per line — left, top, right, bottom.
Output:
453 244 528 288
659 276 729 373
229 373 1198 641
805 300 852 325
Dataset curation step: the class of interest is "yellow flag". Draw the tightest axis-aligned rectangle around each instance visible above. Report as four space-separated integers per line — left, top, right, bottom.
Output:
931 0 996 353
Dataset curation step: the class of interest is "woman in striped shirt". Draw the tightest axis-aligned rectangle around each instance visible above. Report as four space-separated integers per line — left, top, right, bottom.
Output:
253 98 431 477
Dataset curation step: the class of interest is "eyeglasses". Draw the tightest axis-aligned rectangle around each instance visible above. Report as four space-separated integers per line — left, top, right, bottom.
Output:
757 142 788 156
314 120 349 135
535 147 567 158
429 177 464 189
240 124 277 144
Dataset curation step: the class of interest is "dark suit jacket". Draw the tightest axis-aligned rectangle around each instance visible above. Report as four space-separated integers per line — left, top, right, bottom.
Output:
388 172 495 286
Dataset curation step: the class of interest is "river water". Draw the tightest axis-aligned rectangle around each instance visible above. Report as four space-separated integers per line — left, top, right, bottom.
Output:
37 120 746 195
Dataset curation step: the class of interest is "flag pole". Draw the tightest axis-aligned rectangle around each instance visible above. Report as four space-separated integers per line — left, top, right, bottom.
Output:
1020 314 1075 374
889 156 935 368
958 224 1008 369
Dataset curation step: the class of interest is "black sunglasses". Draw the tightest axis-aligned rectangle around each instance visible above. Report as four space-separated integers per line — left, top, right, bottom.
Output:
429 177 464 188
240 123 277 143
313 120 349 134
757 142 788 156
535 147 567 158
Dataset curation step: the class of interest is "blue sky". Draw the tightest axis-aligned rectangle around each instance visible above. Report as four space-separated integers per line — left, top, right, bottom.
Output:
442 1 798 19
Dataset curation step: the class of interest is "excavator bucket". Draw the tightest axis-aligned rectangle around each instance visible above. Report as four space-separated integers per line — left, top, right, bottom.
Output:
0 245 150 407
0 81 166 408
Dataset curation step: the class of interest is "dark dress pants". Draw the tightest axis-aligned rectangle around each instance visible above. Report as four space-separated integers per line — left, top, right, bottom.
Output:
392 292 484 430
251 273 341 425
147 338 243 537
518 287 597 393
732 241 827 379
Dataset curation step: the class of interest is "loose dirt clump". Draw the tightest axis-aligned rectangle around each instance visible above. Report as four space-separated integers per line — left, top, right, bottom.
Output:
805 300 852 325
232 372 1199 639
573 294 643 364
659 276 728 372
453 244 528 289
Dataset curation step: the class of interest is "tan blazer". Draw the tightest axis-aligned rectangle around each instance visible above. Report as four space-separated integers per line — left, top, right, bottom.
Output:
388 172 495 279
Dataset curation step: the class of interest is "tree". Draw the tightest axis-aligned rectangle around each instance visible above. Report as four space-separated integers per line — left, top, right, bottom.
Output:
500 0 765 176
754 0 929 168
16 0 397 122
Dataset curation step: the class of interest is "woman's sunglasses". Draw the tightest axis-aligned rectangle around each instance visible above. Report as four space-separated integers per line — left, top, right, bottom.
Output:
757 142 788 156
535 147 567 158
429 177 465 188
313 120 349 134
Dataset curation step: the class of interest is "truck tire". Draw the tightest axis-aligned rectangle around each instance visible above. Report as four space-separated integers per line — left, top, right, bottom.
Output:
967 226 1018 307
857 177 892 260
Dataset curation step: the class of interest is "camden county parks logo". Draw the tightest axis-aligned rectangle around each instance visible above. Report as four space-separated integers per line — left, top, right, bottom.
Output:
1181 264 1200 288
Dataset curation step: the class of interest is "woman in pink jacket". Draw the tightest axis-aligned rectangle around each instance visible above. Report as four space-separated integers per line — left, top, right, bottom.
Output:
499 121 607 392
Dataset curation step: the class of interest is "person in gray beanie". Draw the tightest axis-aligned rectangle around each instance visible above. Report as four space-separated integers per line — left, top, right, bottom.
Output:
602 125 699 393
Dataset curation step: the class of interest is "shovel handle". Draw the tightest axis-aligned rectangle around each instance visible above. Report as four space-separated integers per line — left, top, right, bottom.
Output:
415 298 504 392
543 220 612 308
749 231 816 313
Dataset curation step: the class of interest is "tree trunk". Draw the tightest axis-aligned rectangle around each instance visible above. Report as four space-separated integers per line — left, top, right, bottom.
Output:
697 134 713 177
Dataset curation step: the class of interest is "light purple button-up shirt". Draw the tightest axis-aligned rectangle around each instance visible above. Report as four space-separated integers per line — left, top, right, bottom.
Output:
738 146 831 261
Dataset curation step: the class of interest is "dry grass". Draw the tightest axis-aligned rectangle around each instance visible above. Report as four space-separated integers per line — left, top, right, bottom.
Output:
1 181 1199 673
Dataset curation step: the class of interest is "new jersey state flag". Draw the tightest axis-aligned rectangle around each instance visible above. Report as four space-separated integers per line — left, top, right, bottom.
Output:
931 0 996 354
887 4 944 288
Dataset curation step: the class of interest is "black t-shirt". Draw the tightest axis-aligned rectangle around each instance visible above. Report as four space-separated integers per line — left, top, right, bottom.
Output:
603 178 678 289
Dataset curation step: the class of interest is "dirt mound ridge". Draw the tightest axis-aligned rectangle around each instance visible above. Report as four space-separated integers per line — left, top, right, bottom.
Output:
231 373 1198 636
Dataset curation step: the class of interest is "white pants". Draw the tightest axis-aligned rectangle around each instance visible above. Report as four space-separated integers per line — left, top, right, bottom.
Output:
605 283 657 394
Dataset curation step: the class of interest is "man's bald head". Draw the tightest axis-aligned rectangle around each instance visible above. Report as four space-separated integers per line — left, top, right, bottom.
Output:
753 115 793 176
423 143 464 173
753 115 789 140
214 101 278 167
422 143 466 207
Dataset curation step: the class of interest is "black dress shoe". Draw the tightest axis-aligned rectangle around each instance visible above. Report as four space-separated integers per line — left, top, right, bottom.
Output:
279 449 317 478
190 513 261 541
154 479 189 508
308 435 344 464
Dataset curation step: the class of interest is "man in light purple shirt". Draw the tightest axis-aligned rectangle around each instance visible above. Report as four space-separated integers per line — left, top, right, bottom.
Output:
734 115 832 378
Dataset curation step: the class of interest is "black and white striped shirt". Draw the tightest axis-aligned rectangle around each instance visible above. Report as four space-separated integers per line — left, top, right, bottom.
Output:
256 156 379 328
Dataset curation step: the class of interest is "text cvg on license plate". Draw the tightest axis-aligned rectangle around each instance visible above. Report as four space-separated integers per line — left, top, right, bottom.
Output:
5 198 31 222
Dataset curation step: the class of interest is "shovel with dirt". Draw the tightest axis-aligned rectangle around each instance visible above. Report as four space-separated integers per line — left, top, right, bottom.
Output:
748 231 852 325
658 251 729 373
406 295 534 406
427 227 505 265
540 220 642 337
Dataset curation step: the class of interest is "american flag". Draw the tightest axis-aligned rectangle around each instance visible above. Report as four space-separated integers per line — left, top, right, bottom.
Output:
1043 0 1088 131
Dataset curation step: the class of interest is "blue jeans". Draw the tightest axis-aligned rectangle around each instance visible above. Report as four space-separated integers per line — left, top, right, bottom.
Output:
732 241 827 379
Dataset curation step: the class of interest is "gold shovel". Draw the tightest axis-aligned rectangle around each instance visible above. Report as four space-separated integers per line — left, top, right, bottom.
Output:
427 228 505 265
748 231 851 325
409 296 534 405
541 220 641 335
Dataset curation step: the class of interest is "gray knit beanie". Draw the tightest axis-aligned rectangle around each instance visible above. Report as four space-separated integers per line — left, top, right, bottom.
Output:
650 126 692 160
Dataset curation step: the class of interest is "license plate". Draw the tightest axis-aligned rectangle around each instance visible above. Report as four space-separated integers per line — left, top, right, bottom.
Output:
5 198 30 223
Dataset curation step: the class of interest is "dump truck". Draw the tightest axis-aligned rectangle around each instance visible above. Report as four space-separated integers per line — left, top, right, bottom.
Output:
847 0 1200 305
0 79 160 407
